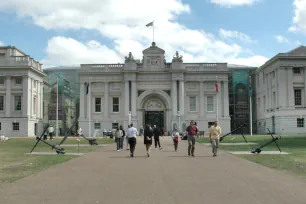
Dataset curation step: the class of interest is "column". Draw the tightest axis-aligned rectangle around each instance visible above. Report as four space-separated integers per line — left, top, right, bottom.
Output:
223 81 229 117
287 68 294 108
30 78 33 117
5 76 11 117
172 80 177 117
79 83 85 118
131 81 137 117
200 81 204 117
304 68 306 107
40 82 43 119
87 82 91 118
125 81 130 116
37 81 40 118
277 68 286 108
104 82 109 117
22 76 29 117
275 70 279 108
179 80 185 116
269 73 273 110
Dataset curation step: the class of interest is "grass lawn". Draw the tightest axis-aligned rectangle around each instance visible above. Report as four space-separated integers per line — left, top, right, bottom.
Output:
0 137 113 185
197 135 306 180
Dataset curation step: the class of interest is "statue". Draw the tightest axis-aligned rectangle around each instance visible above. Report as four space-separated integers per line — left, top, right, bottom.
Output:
125 52 135 62
172 51 183 62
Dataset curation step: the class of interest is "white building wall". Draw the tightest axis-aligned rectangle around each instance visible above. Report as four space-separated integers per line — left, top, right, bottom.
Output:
0 46 45 137
255 48 306 134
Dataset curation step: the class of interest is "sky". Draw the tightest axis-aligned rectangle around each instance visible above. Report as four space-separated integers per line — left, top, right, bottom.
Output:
0 0 305 68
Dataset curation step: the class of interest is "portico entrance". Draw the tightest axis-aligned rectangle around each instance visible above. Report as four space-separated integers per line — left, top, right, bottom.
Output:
144 111 164 130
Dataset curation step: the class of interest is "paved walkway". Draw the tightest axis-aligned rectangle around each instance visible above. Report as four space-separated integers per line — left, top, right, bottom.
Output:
1 137 306 204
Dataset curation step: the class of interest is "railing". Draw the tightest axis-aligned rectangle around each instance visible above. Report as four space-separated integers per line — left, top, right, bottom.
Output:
185 63 227 71
81 64 124 68
0 56 43 71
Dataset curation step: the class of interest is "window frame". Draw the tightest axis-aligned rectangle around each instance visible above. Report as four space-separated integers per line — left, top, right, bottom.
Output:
189 96 196 112
112 97 119 113
297 118 304 128
206 96 214 112
294 89 302 106
12 122 19 131
95 97 101 113
14 95 22 111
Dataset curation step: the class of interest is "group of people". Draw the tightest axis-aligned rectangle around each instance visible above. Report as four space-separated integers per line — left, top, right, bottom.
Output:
114 120 222 158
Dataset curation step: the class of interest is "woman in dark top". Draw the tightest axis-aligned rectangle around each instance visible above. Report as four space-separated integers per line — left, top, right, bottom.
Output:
144 124 153 157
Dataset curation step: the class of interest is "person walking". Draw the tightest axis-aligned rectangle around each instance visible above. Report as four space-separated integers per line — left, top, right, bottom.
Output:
172 128 180 152
48 125 54 140
185 120 198 157
125 125 130 150
120 125 125 150
126 123 138 157
115 127 123 151
153 125 162 150
144 125 153 157
209 121 222 157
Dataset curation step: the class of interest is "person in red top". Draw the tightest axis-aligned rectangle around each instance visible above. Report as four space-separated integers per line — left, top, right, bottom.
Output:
185 120 198 157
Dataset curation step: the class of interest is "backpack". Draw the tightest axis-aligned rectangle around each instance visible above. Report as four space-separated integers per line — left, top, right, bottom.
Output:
122 129 125 137
187 125 197 136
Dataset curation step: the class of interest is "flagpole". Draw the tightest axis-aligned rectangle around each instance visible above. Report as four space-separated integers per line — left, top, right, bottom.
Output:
56 77 58 137
88 76 91 137
153 20 155 42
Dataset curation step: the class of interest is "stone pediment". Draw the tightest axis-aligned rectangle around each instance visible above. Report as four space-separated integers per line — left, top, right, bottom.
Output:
286 46 306 56
142 42 165 55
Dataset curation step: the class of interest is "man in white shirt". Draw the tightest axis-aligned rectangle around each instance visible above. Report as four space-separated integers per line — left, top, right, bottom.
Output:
48 125 54 140
126 123 138 157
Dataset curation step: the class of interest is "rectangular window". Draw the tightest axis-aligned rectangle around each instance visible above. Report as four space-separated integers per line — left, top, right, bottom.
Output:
293 68 301 74
94 123 101 129
15 96 22 111
272 71 275 79
33 96 37 114
112 97 119 112
263 96 266 111
12 122 19 131
189 96 196 111
95 98 101 112
112 123 119 129
0 78 4 85
294 89 302 106
15 78 22 85
207 96 214 112
297 118 304 128
0 96 3 111
206 82 214 89
0 122 1 130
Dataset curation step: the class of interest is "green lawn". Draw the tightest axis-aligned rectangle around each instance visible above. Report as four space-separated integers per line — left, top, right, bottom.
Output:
0 137 113 185
197 135 306 180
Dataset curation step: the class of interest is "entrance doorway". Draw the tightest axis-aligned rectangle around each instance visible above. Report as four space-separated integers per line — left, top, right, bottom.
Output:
144 111 164 130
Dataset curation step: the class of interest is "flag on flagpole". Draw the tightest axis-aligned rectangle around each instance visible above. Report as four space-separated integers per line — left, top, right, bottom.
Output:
215 81 219 93
52 81 57 90
146 21 154 27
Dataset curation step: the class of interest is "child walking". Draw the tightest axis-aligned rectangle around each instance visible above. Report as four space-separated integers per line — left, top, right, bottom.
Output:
172 128 180 152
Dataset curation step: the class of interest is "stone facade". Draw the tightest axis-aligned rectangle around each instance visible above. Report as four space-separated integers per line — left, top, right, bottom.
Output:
79 42 230 136
0 46 45 137
256 46 306 134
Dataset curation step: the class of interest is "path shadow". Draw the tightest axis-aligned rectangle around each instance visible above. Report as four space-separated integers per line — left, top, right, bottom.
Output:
167 155 213 158
109 155 148 159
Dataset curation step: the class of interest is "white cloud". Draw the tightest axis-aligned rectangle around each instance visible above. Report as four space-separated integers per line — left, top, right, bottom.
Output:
274 35 302 45
0 41 4 46
227 55 268 67
210 0 259 7
275 35 289 44
289 0 306 34
219 28 256 43
0 0 268 67
41 37 122 67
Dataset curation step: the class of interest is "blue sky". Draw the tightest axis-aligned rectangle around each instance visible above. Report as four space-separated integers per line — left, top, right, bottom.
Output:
0 0 305 67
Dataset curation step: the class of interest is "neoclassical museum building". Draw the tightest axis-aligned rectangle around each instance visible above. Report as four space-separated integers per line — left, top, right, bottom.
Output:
78 42 230 136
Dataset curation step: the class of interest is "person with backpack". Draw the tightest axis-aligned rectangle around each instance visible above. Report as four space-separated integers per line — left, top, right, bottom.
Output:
120 125 125 150
144 125 153 157
172 128 180 152
185 120 198 157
